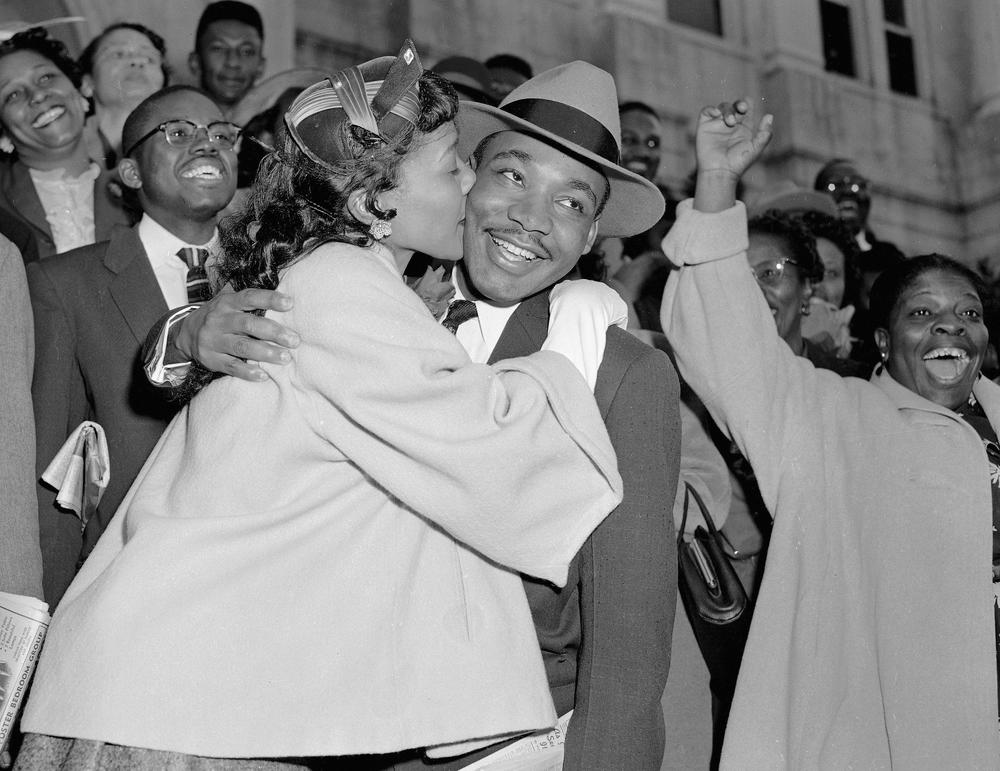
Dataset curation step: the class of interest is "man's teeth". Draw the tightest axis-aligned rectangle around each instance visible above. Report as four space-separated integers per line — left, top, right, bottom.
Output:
491 235 539 261
181 165 222 179
32 106 65 128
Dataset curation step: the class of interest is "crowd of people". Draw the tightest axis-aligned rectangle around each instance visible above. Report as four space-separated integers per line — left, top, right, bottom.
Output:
1 2 999 770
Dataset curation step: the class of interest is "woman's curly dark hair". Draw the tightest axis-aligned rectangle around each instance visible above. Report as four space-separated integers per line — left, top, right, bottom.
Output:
216 71 458 293
0 27 83 88
748 208 824 284
173 71 459 402
799 209 861 307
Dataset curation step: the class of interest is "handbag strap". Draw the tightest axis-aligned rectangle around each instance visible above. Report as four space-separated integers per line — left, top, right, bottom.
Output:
680 482 720 538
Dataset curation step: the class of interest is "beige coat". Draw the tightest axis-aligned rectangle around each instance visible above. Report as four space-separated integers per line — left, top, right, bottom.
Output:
662 201 1000 770
22 242 622 758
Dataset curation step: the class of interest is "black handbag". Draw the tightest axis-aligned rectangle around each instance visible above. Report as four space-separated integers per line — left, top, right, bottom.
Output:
677 482 748 626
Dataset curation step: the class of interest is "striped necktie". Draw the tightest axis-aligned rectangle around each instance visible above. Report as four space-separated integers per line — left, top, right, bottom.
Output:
176 247 212 303
441 299 477 334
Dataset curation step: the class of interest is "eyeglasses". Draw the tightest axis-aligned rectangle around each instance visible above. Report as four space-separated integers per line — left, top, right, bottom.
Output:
752 258 800 287
124 119 242 157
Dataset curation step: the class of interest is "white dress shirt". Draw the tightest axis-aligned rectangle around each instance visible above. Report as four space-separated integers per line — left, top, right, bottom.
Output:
138 214 219 309
451 277 519 364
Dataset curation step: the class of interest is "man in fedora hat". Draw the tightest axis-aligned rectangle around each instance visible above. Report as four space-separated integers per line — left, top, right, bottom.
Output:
142 60 680 769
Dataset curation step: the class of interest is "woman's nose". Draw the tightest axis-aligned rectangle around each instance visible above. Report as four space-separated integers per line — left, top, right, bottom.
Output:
934 316 966 335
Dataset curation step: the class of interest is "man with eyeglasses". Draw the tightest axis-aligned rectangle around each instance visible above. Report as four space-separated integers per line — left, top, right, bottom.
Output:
27 85 238 606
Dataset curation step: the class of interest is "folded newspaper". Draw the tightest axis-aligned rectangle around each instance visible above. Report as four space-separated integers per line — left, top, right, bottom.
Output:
461 710 572 771
0 593 50 748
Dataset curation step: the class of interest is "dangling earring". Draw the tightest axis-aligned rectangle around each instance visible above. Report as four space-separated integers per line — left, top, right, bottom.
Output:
800 301 811 316
0 135 14 154
369 218 392 240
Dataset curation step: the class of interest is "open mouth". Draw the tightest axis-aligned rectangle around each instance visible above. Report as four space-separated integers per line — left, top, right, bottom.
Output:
180 163 224 181
32 106 66 129
490 234 544 263
922 346 972 382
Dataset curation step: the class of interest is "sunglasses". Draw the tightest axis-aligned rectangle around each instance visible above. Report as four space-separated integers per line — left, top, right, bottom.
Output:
124 119 242 157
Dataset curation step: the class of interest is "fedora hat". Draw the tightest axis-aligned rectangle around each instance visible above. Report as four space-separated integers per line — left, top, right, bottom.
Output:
456 61 665 237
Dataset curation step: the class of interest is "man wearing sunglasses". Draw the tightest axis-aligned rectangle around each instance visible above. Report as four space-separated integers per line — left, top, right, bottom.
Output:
813 158 904 367
27 85 238 606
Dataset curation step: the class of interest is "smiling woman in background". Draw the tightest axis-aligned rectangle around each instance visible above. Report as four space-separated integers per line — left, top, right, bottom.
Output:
0 28 131 261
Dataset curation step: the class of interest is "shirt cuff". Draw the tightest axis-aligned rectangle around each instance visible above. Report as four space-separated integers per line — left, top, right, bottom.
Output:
661 199 748 267
144 305 199 387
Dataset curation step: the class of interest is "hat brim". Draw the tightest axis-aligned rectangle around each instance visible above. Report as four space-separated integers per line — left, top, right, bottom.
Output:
749 190 839 219
456 102 665 238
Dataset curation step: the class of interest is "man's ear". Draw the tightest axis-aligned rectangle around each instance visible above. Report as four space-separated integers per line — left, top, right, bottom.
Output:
583 218 600 253
254 55 266 82
347 189 375 226
188 51 202 80
117 156 143 191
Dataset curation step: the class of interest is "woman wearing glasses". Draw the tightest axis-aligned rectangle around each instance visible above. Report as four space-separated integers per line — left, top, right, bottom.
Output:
0 28 133 261
78 22 169 169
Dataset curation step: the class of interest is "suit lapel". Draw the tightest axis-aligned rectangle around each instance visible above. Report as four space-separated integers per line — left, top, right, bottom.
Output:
6 161 53 243
488 290 551 365
104 226 169 346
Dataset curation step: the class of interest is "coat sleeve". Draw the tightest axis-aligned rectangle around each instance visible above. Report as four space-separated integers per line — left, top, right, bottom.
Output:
27 258 90 605
660 201 844 513
282 246 623 587
565 345 680 769
0 240 43 599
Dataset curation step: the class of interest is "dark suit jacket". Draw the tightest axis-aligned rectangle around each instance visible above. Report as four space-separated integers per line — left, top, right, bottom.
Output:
27 225 179 607
0 158 133 263
398 289 681 770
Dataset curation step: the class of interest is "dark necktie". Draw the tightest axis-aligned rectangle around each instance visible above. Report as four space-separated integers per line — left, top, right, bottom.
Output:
177 247 212 303
441 299 477 334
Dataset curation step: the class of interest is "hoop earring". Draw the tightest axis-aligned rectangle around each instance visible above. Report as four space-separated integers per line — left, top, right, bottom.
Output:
369 219 392 240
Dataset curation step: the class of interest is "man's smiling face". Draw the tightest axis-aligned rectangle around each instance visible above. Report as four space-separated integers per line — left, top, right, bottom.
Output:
460 131 606 306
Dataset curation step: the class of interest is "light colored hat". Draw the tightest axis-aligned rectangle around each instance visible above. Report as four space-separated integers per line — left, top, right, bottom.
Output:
749 180 839 218
456 61 665 238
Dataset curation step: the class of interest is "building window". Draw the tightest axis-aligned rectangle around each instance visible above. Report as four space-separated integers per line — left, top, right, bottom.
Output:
667 0 722 36
819 0 856 77
883 0 917 95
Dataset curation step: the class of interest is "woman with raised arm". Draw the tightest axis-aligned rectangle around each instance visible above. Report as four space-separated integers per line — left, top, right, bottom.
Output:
17 42 624 769
661 100 1000 768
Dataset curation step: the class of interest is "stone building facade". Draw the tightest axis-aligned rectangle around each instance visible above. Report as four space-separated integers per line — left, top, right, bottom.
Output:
294 0 1000 265
3 0 997 264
